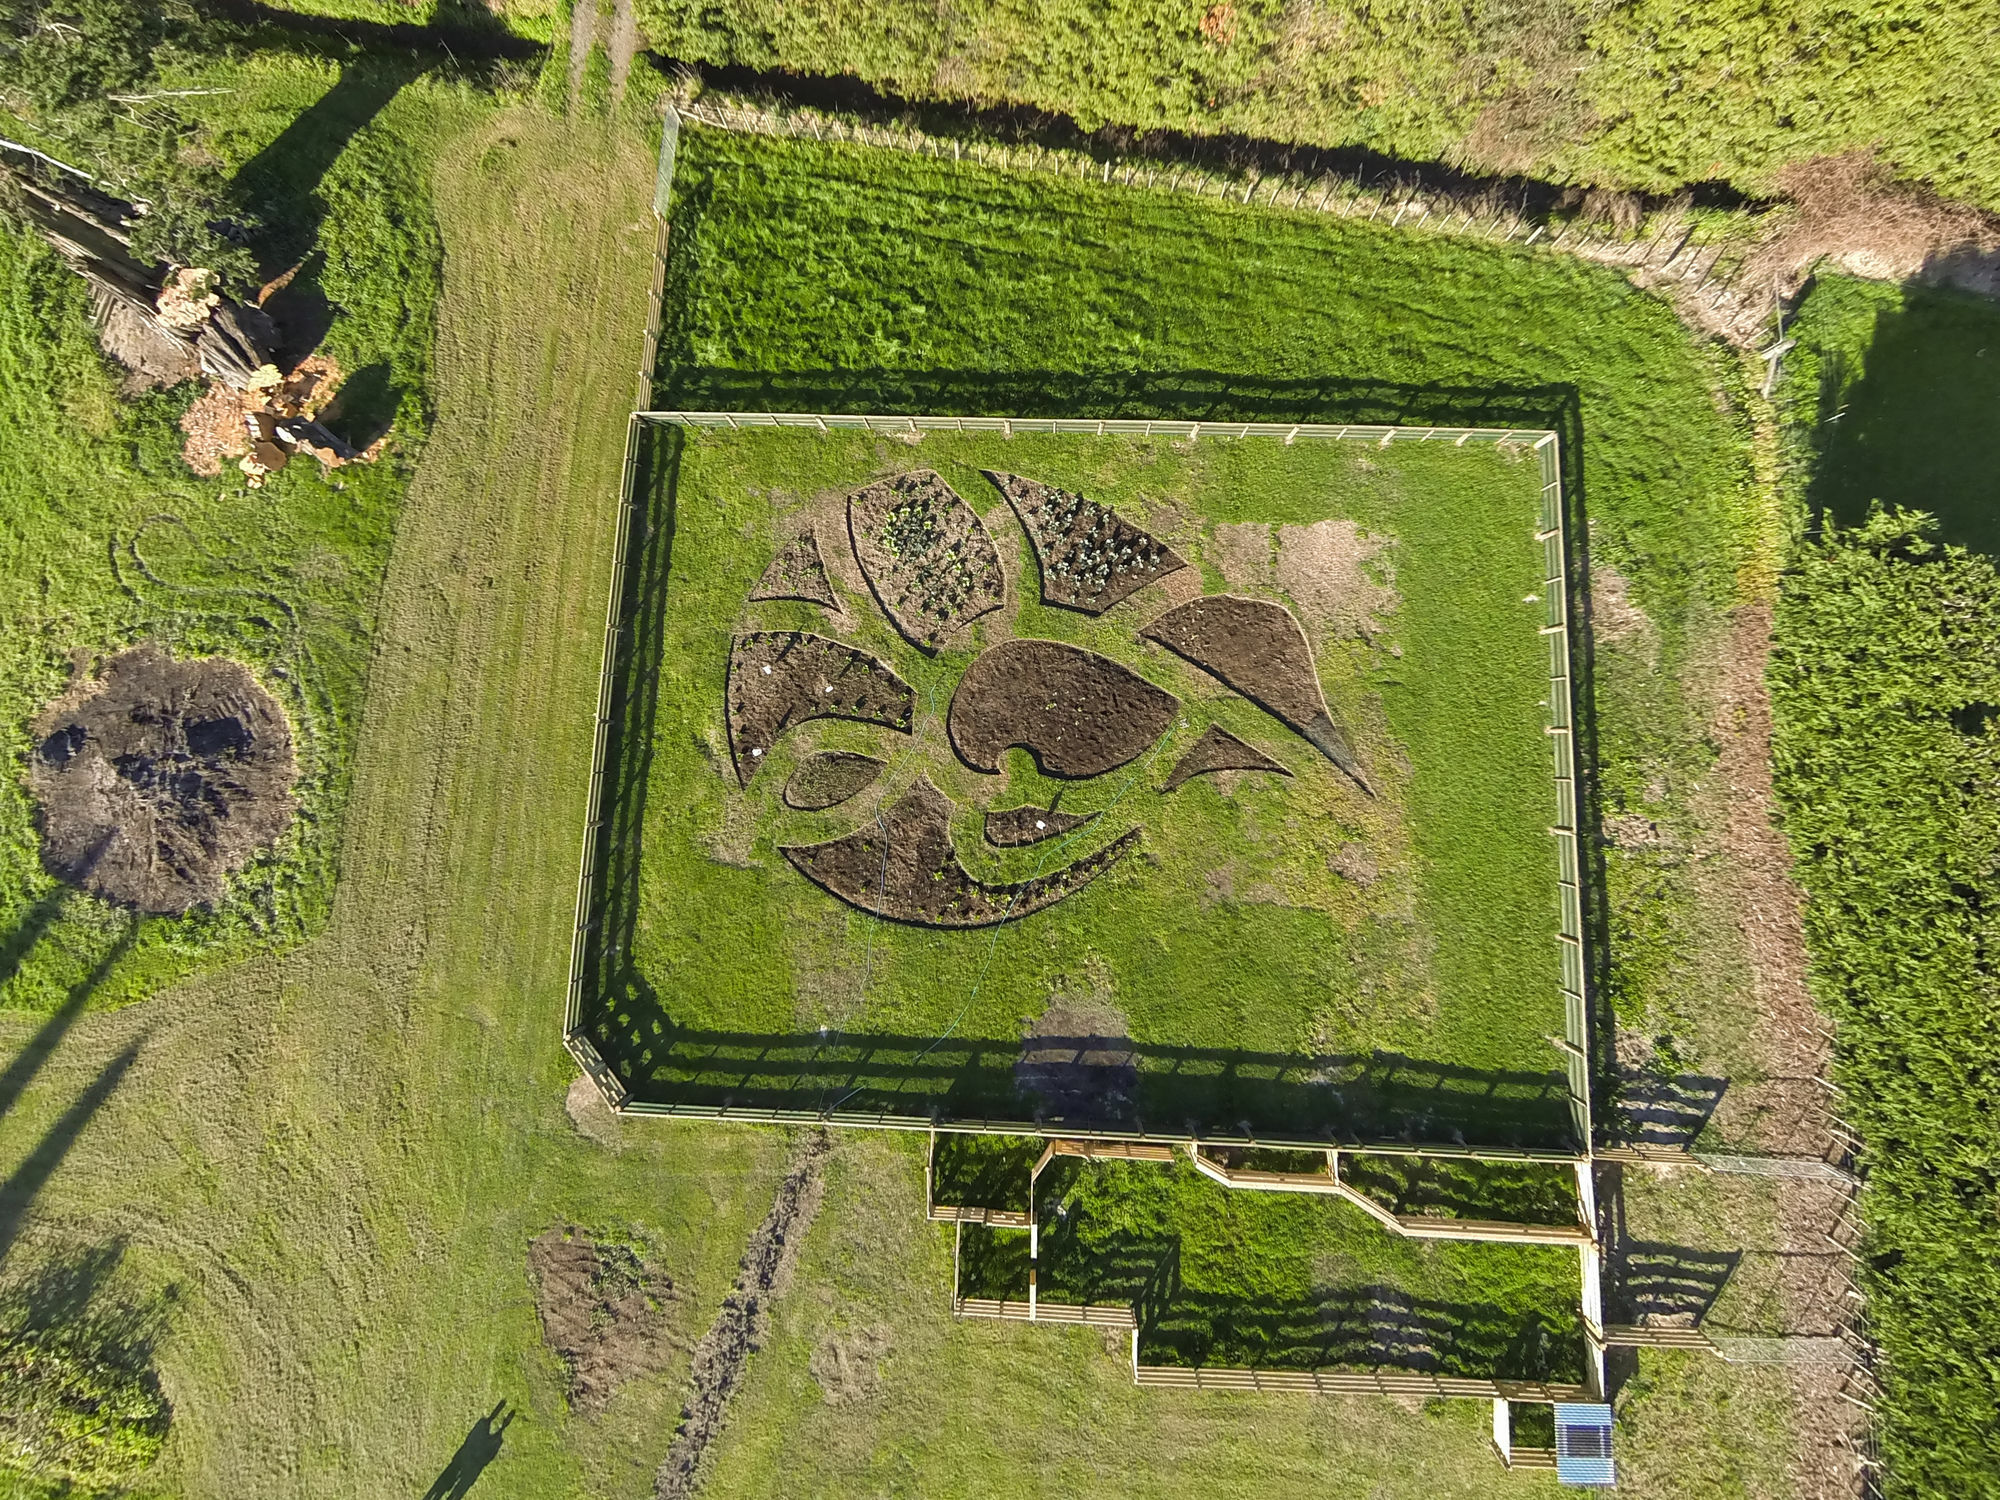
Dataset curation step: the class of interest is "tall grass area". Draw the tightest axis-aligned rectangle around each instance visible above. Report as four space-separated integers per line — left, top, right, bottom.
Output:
1768 276 2000 1497
639 0 2000 210
0 69 462 1015
1768 514 2000 1498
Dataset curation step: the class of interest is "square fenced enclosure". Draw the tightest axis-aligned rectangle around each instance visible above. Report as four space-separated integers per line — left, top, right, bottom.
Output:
577 417 1585 1148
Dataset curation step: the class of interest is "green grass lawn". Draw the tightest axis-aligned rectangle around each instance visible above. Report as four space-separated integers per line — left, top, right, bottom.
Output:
0 65 449 1017
603 425 1570 1143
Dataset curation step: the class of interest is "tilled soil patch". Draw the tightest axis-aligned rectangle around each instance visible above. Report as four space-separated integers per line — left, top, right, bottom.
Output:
783 777 1136 927
947 638 1178 778
29 644 296 913
1143 595 1371 793
782 751 885 810
1164 724 1291 790
984 803 1098 847
984 470 1183 614
528 1226 681 1415
654 1131 832 1500
749 532 838 610
726 632 914 785
847 470 1003 650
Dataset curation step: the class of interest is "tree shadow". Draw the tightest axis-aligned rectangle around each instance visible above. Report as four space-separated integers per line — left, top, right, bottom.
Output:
1805 281 2000 556
320 361 399 449
234 59 420 271
0 1237 175 1386
423 1401 515 1500
0 1035 147 1267
0 888 67 993
0 919 138 1123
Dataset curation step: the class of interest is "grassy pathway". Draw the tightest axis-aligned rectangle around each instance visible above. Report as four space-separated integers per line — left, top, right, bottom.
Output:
0 109 787 1499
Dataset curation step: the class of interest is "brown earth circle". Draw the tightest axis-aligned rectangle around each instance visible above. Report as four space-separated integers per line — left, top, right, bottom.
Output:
947 639 1179 779
28 643 297 914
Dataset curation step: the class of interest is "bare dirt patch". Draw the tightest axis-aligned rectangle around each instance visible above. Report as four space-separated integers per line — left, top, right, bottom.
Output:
846 470 1003 651
1214 519 1399 640
984 803 1098 847
1164 724 1290 791
1016 991 1138 1123
654 1131 832 1500
528 1226 681 1415
1142 596 1370 792
782 777 1137 928
564 1073 624 1150
782 751 885 811
1328 841 1378 888
984 470 1184 614
749 533 839 610
725 632 914 786
1587 558 1658 663
808 1323 892 1406
29 644 296 914
947 638 1179 777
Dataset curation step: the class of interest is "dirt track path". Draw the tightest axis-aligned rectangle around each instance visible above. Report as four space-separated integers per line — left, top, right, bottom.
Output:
655 1131 832 1500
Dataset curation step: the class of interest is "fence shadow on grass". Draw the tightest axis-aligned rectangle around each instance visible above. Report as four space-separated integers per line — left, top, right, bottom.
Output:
593 1014 1576 1147
582 359 1612 1149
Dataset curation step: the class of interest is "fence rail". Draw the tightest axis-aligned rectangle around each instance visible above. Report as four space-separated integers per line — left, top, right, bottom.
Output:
1133 1365 1593 1402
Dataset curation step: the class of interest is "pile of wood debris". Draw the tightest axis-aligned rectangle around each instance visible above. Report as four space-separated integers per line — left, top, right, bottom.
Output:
1 142 387 487
179 353 385 484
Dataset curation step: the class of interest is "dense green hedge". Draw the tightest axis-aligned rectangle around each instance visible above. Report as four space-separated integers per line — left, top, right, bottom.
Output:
1768 509 2000 1496
638 0 2000 208
0 1326 168 1486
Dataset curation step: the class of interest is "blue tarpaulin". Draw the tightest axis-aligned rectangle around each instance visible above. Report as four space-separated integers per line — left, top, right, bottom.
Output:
1553 1402 1616 1487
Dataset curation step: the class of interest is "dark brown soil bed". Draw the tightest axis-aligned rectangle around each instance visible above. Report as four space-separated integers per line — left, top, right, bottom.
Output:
1141 596 1372 793
984 804 1099 847
726 632 915 786
847 470 1003 650
782 777 1135 927
29 644 296 914
783 751 885 810
947 639 1178 778
749 532 838 609
984 471 1184 614
1164 725 1292 790
528 1226 680 1415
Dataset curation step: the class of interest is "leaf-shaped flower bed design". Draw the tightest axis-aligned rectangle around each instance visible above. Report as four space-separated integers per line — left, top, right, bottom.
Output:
782 777 1138 928
984 471 1184 614
984 804 1100 848
847 470 1004 650
784 751 886 810
947 639 1180 778
749 532 837 609
727 632 915 785
1164 725 1292 790
1141 596 1373 794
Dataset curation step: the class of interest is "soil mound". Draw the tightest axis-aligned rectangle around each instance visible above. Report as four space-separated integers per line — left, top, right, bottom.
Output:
984 804 1099 847
527 1226 680 1414
29 644 296 914
749 533 838 610
1141 596 1372 794
726 633 915 786
847 470 1003 650
783 752 885 811
947 639 1179 778
1164 725 1292 790
984 471 1183 614
782 777 1135 927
